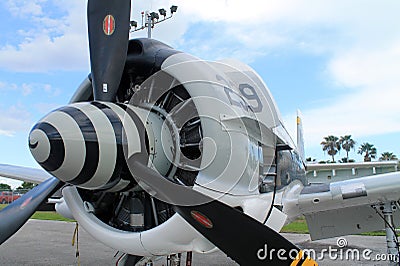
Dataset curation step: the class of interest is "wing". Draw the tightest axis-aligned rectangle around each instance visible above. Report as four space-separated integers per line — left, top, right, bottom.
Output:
0 164 52 184
291 172 400 240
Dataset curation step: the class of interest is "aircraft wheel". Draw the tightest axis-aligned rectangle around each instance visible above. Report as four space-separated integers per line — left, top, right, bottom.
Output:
124 255 141 266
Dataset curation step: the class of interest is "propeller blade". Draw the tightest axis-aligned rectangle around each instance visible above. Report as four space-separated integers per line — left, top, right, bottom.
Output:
130 161 317 265
0 177 62 244
174 200 315 265
87 0 131 101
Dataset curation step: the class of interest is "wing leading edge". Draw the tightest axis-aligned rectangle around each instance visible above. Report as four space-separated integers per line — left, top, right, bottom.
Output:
0 164 52 184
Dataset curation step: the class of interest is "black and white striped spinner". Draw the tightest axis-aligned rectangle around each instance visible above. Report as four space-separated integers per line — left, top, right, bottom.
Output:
29 102 147 192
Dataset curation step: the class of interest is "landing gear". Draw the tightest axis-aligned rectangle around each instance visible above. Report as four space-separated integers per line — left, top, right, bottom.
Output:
167 253 181 266
116 252 193 266
185 252 193 266
373 202 400 266
166 252 193 266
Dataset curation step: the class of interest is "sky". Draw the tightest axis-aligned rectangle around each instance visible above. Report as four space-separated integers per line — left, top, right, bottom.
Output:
1 0 400 188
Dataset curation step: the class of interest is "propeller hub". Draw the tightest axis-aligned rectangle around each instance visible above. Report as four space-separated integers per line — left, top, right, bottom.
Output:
29 102 148 191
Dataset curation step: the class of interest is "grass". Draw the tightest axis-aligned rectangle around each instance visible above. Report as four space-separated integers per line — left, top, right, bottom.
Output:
0 204 75 222
281 216 309 234
360 231 386 236
30 212 75 222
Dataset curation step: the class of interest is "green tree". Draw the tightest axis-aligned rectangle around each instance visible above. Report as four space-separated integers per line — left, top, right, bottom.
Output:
17 182 36 190
339 135 356 161
379 152 398 161
0 183 11 190
358 142 377 162
320 135 341 162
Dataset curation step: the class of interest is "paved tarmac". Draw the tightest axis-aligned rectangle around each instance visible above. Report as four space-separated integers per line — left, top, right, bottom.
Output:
0 220 394 265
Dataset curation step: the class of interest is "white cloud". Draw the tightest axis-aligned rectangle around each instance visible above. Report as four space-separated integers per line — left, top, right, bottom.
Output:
0 0 89 72
303 92 399 146
0 82 17 92
174 0 400 150
1 0 400 148
0 104 32 137
329 44 400 88
302 40 400 150
0 81 60 97
175 1 400 149
0 0 189 72
2 0 400 70
5 0 45 17
21 83 33 96
164 1 400 157
152 1 397 66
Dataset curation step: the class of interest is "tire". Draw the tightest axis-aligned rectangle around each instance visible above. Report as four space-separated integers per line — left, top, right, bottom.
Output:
123 255 142 266
1 199 7 204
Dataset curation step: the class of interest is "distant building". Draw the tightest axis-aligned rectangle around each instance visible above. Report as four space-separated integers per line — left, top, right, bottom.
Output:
306 161 399 184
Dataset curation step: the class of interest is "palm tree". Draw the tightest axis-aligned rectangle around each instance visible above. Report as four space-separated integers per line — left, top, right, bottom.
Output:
358 142 377 162
306 157 316 162
320 135 341 162
339 135 356 161
379 152 398 161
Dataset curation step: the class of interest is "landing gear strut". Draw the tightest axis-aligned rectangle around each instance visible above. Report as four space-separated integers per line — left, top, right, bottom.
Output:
167 253 181 266
373 202 400 266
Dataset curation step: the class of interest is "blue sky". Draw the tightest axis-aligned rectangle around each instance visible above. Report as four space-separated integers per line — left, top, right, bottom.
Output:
1 0 400 188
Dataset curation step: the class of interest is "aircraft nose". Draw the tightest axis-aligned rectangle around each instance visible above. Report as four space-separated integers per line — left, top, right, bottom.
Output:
29 122 65 172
